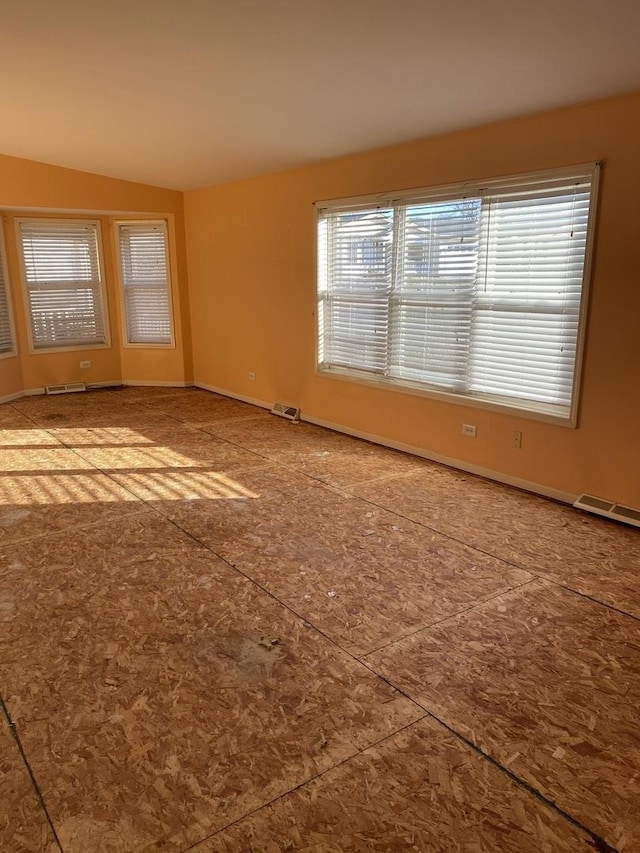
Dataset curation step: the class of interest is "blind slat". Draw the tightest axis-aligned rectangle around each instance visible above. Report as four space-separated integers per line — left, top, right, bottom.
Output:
18 220 106 349
317 167 595 417
0 233 13 354
119 223 172 345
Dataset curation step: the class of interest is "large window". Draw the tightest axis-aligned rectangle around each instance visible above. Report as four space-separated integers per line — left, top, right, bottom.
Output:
117 221 173 346
17 219 107 351
317 165 598 422
0 227 14 356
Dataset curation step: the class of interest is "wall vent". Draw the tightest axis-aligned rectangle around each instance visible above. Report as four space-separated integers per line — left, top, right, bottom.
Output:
271 402 300 422
573 494 640 528
45 383 87 396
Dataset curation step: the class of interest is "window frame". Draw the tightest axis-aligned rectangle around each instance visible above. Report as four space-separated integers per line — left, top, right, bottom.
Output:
114 219 176 349
314 163 600 427
0 221 17 360
15 217 111 355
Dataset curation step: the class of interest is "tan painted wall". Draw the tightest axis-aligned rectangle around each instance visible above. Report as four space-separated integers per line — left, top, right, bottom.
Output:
0 154 191 398
185 92 640 506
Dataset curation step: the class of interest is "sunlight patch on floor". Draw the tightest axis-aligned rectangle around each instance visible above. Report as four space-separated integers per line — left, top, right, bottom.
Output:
0 473 140 506
113 470 258 501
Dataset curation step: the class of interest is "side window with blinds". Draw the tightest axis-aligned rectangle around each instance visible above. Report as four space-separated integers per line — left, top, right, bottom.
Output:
117 221 173 346
317 165 598 422
17 219 107 350
0 227 15 356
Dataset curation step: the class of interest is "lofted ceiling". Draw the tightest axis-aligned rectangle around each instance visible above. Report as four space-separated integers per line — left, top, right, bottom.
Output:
1 0 640 191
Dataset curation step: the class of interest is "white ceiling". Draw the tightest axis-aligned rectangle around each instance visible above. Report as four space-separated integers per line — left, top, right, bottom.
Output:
1 0 640 191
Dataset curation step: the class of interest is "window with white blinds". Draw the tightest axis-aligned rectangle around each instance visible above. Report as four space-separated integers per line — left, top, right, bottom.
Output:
317 165 598 421
0 229 14 355
117 221 173 346
18 220 107 350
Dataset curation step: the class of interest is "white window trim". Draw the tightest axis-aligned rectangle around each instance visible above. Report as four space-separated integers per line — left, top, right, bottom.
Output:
15 217 111 355
314 163 600 428
113 219 176 349
0 222 17 360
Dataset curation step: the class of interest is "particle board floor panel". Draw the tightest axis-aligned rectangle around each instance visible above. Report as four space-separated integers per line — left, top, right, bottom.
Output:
0 475 142 547
193 717 592 853
1 388 639 853
161 482 533 655
350 462 640 618
136 391 266 424
49 422 234 447
0 426 63 447
0 406 35 427
111 461 326 505
198 415 430 488
0 419 146 547
0 712 58 853
10 396 184 430
69 440 266 474
1 545 422 852
366 579 640 852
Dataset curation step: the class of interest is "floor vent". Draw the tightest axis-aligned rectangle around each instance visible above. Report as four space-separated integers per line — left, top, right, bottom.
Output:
573 494 640 528
45 383 87 396
271 402 300 422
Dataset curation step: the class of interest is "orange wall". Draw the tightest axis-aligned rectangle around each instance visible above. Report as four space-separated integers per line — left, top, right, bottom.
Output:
0 154 192 398
184 92 640 506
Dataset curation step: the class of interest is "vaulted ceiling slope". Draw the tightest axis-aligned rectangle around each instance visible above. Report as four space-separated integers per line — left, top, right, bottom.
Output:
1 0 640 190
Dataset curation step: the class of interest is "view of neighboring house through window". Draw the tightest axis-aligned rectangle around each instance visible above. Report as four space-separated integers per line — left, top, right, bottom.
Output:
117 221 173 346
0 228 14 355
317 164 598 422
17 219 107 350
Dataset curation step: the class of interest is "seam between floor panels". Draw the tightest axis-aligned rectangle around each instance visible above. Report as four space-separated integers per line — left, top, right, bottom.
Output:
328 487 640 626
348 660 620 853
157 499 621 852
1 698 65 853
4 395 629 851
358 576 540 658
175 715 429 853
72 465 439 853
92 461 618 853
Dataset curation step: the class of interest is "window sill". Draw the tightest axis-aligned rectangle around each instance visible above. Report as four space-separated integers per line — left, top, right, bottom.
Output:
122 341 176 350
29 342 111 355
317 365 577 428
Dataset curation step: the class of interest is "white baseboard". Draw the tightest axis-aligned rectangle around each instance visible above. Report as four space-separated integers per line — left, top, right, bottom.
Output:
89 379 193 389
2 376 576 505
194 381 271 410
302 414 577 505
1 379 192 404
0 390 25 404
86 381 123 390
191 382 576 504
121 379 193 388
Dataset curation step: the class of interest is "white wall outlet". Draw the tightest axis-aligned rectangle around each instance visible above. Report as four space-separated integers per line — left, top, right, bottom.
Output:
79 360 91 369
248 371 256 381
512 430 522 449
462 424 477 437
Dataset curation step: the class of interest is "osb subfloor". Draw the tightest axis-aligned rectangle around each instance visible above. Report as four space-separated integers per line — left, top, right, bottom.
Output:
0 387 638 853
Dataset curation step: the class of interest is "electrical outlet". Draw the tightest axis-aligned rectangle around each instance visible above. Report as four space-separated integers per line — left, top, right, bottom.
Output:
462 424 477 437
512 430 522 449
79 360 91 369
248 371 256 381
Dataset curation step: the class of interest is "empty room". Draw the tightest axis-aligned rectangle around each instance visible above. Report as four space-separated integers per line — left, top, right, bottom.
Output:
1 1 639 851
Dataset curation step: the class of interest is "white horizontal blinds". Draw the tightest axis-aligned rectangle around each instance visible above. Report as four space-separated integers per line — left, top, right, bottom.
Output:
118 222 172 345
0 233 13 353
19 220 106 349
470 179 592 406
390 198 481 388
317 165 595 417
319 207 393 373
